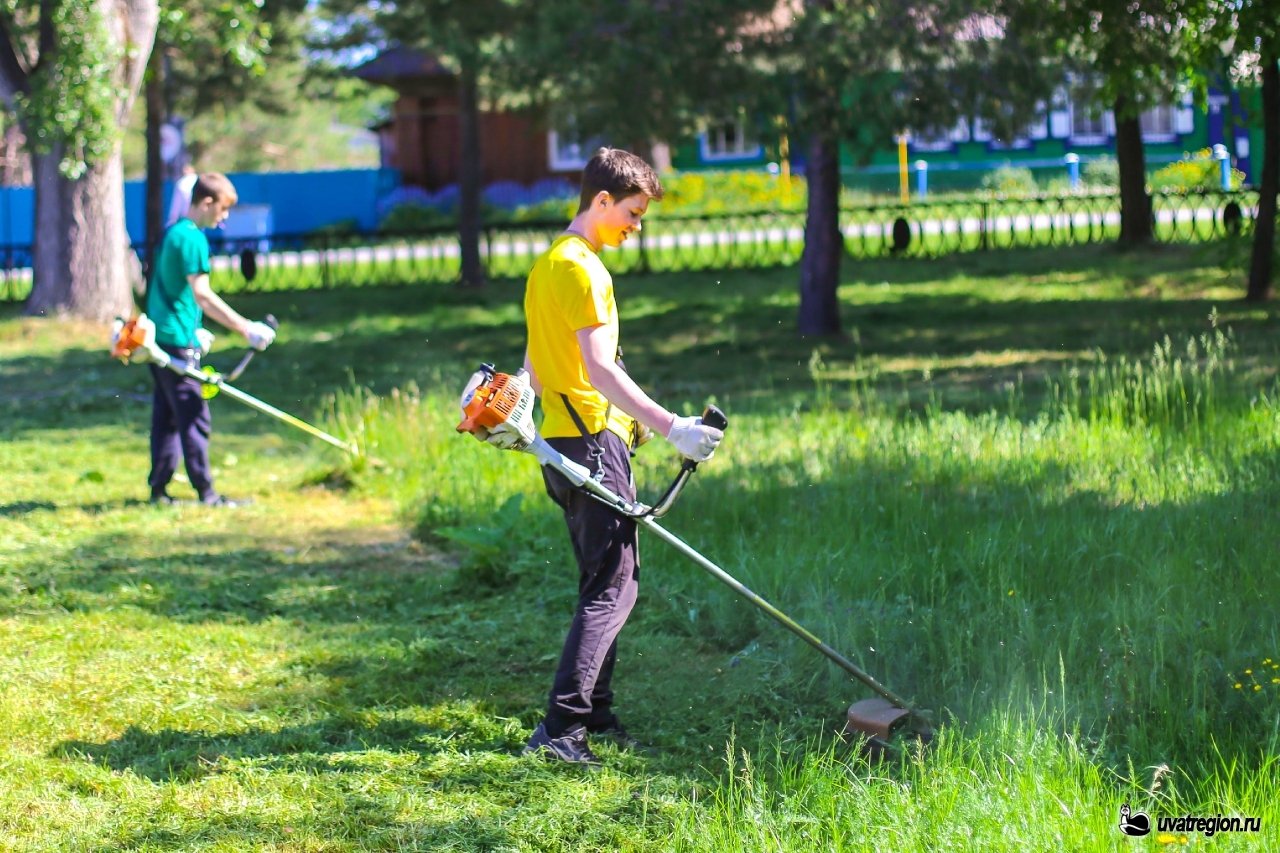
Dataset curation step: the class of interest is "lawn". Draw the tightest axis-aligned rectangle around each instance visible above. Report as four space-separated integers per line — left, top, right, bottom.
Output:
2 243 1279 851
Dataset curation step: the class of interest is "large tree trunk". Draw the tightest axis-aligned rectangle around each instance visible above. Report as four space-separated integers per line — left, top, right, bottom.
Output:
1114 93 1152 246
144 41 164 279
798 131 842 337
14 0 158 320
27 144 135 320
457 54 484 288
1246 57 1279 302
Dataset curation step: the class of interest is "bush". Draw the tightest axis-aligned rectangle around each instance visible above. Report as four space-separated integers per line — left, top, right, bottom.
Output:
1082 155 1119 190
981 165 1038 195
378 203 456 232
1152 148 1245 193
654 169 807 216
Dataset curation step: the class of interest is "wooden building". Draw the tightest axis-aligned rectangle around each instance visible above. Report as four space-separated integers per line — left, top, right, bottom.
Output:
352 47 558 190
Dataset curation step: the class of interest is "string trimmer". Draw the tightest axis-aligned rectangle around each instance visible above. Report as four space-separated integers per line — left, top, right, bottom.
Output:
110 314 359 456
457 364 934 757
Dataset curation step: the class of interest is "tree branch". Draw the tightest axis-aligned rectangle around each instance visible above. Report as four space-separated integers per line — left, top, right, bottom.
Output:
0 17 30 111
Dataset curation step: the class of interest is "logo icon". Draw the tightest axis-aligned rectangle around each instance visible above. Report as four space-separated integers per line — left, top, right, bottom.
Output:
1119 803 1152 837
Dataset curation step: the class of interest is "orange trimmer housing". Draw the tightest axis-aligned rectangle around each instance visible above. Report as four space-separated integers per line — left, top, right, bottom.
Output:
457 369 526 436
111 317 148 361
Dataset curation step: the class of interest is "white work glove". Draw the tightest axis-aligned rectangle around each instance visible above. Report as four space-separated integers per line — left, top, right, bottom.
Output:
666 414 723 462
195 328 215 357
244 320 276 351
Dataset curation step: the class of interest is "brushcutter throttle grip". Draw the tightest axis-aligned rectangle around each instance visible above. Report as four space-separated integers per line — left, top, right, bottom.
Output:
700 404 728 432
684 405 728 473
645 404 728 518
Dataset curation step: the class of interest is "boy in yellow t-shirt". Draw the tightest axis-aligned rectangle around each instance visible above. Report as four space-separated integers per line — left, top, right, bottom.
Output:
521 148 724 765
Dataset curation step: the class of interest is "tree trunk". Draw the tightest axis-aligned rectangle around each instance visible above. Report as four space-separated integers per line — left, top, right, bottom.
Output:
457 54 484 288
1114 93 1152 246
145 42 164 279
798 131 842 337
1246 57 1279 302
26 143 135 320
14 0 158 320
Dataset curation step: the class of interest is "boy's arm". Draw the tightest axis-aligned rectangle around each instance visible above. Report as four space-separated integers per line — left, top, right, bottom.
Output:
576 324 675 436
523 349 543 396
189 273 252 337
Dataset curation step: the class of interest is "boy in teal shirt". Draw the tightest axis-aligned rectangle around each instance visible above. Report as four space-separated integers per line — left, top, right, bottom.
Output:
147 173 276 506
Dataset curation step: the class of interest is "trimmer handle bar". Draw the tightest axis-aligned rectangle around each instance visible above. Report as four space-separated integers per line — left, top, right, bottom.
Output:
226 314 278 382
646 404 727 518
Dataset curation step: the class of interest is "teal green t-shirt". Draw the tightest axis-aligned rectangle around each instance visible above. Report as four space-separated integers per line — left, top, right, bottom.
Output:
147 218 210 348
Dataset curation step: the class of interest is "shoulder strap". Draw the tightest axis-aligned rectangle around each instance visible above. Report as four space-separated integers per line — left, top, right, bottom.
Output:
560 393 607 480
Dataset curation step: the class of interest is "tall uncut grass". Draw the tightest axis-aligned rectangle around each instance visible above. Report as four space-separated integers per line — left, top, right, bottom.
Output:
321 326 1280 846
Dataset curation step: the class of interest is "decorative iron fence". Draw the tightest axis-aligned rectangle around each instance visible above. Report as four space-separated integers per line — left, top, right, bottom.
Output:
0 190 1259 303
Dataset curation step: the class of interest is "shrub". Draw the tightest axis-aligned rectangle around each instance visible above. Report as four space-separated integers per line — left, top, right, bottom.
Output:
1152 148 1245 193
981 165 1038 195
1082 155 1119 190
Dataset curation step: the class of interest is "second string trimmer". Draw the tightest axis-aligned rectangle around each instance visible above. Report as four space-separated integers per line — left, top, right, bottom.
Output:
110 314 360 456
457 364 933 756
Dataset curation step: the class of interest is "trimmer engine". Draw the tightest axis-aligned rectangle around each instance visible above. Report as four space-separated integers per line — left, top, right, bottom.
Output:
457 364 538 450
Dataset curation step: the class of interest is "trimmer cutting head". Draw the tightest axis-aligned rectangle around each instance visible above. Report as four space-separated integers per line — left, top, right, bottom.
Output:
844 698 934 759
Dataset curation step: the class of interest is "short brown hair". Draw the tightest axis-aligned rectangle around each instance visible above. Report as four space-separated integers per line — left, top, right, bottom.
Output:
578 148 663 214
191 172 238 207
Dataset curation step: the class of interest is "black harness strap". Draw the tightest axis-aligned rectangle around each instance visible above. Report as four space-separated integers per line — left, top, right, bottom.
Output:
558 347 642 479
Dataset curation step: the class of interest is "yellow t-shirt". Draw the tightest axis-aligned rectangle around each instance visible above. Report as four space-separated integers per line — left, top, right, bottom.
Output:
524 234 636 444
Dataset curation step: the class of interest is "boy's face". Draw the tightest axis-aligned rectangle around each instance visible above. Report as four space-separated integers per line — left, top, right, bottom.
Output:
191 197 233 229
591 191 650 248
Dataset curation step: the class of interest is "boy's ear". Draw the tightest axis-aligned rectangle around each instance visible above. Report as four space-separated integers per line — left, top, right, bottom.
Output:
594 190 613 211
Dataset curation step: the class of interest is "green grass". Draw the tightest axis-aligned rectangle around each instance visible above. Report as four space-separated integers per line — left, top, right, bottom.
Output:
2 244 1279 850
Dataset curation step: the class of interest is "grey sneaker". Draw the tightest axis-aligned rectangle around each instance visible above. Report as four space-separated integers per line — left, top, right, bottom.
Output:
523 723 601 767
587 715 648 752
200 494 253 509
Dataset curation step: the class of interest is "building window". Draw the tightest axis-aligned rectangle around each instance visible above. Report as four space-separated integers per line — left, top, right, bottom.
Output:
699 118 761 162
548 129 599 172
910 119 968 153
1139 106 1177 142
1070 98 1112 145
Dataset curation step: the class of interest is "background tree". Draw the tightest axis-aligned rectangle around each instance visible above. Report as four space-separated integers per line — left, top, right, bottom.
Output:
1208 0 1278 300
318 0 527 288
511 0 774 164
1006 0 1202 247
144 0 306 272
0 0 159 321
747 1 1050 336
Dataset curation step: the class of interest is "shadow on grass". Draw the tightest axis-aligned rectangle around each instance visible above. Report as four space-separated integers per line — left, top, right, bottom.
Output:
24 426 1280 777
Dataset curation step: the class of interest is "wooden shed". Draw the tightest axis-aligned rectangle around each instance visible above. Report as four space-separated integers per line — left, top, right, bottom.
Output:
352 47 560 190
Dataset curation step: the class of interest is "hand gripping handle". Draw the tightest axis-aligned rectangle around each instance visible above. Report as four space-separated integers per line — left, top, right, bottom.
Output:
226 314 280 382
647 404 729 518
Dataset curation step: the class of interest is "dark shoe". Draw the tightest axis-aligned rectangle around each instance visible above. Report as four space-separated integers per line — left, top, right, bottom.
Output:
588 715 649 752
149 492 179 506
200 494 253 508
523 723 601 767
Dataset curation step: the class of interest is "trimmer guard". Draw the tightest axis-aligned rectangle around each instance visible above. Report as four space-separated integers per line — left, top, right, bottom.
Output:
844 698 934 758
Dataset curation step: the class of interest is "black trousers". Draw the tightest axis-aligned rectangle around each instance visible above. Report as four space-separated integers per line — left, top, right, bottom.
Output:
541 430 639 736
148 344 215 499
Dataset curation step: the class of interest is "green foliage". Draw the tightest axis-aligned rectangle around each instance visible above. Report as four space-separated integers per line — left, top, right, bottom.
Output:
980 165 1038 195
654 170 807 216
378 203 458 232
1083 154 1119 190
12 0 120 178
1152 148 1245 193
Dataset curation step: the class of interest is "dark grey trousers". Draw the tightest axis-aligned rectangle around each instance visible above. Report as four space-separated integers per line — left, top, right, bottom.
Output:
541 429 639 736
148 344 215 500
